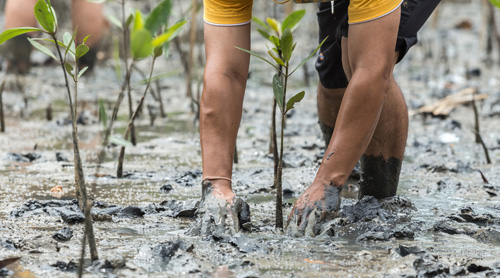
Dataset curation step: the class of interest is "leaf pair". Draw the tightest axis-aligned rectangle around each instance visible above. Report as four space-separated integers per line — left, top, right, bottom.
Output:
272 74 304 114
253 9 305 41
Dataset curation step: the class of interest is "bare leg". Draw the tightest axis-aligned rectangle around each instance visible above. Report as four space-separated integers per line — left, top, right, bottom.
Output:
289 7 402 232
72 0 108 47
200 23 250 203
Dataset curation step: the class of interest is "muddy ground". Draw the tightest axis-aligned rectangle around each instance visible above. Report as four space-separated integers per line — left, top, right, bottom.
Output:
1 1 500 277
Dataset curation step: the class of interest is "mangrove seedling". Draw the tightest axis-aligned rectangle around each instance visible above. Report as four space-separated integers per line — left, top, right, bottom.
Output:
252 10 306 188
0 0 98 262
237 28 326 230
115 7 187 177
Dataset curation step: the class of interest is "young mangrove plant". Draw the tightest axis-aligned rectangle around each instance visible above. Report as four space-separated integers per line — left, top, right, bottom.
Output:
237 28 326 229
115 8 187 177
252 10 306 188
0 0 98 261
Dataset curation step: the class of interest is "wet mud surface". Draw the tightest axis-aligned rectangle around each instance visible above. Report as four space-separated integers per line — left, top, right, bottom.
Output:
1 1 500 277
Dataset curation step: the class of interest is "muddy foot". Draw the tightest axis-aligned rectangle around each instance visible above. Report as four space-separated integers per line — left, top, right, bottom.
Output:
187 181 251 237
286 185 342 237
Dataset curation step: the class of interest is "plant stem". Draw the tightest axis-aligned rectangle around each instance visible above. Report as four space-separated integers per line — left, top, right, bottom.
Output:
78 220 87 278
117 57 157 177
0 79 5 133
276 66 289 230
52 35 98 261
471 90 491 164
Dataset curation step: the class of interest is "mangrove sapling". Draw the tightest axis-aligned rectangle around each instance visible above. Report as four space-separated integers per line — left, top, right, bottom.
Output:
252 10 306 187
0 79 5 132
0 0 98 261
116 9 187 177
237 28 326 229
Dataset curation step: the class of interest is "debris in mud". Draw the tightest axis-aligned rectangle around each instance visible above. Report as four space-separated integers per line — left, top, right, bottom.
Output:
356 226 394 242
59 207 85 224
413 254 448 277
175 170 202 186
11 199 85 224
52 227 73 242
91 255 126 270
51 260 78 272
8 152 41 162
135 240 198 273
229 234 268 254
0 239 17 250
395 245 426 257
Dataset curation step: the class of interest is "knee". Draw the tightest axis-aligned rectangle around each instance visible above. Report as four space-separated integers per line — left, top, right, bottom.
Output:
353 65 393 94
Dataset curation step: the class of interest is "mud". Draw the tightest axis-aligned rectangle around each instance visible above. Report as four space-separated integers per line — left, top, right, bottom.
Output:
1 0 500 277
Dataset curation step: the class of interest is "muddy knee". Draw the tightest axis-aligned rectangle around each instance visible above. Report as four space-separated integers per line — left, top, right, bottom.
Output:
358 155 402 199
318 120 334 147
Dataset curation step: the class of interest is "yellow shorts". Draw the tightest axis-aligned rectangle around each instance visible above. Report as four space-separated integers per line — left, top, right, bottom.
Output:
203 0 253 26
348 0 403 24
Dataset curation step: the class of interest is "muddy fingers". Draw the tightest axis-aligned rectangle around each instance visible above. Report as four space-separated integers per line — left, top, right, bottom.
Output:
286 185 342 237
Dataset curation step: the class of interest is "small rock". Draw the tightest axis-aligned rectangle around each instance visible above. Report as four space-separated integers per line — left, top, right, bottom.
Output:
117 206 144 218
59 208 85 224
395 245 426 257
55 152 69 162
52 227 73 242
0 239 17 250
51 261 78 272
160 183 173 193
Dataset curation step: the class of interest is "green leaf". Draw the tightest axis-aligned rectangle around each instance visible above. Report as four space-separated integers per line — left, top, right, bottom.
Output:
273 74 284 112
285 91 305 113
107 14 123 29
63 30 77 60
282 9 305 33
31 38 75 56
133 10 144 31
76 44 90 58
131 28 153 59
266 18 280 35
83 35 91 44
152 20 187 47
125 14 134 28
257 29 270 41
27 38 58 62
64 62 74 78
281 28 293 63
269 35 280 48
489 0 500 9
268 50 285 67
0 27 43 45
290 36 328 76
110 135 133 147
234 46 279 72
98 99 108 128
77 66 89 79
34 0 56 33
252 16 272 33
145 0 172 34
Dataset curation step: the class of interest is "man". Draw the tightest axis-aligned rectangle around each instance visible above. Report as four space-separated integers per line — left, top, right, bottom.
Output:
3 0 108 73
197 0 440 236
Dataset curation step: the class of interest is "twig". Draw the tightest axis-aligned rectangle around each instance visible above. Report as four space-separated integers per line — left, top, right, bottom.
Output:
0 79 5 132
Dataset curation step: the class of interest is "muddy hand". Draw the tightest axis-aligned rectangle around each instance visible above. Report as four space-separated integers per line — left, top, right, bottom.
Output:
286 183 342 237
187 181 250 237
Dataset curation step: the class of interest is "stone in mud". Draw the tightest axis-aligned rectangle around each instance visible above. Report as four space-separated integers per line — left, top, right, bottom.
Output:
393 225 416 239
175 170 202 187
472 227 500 245
55 152 69 162
51 261 78 272
159 200 198 218
92 255 125 270
92 206 121 221
59 207 85 224
395 245 426 257
356 226 393 242
434 220 478 236
160 183 173 192
8 152 41 162
52 227 73 242
0 239 17 250
136 240 194 272
229 234 266 253
117 206 145 218
413 254 448 277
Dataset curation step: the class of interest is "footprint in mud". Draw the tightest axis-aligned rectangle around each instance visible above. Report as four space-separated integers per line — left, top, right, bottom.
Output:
187 181 251 238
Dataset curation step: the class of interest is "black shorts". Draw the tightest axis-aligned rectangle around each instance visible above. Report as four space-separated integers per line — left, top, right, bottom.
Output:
315 0 441 89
